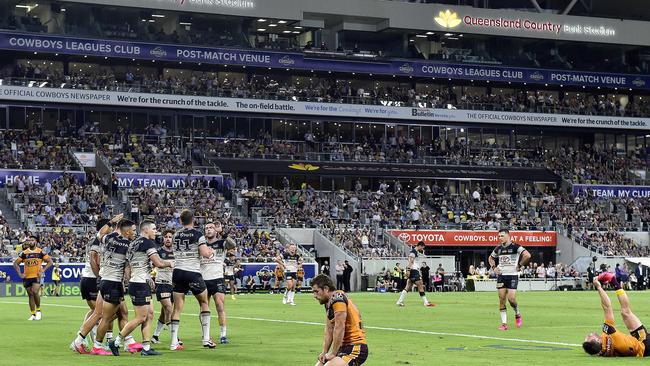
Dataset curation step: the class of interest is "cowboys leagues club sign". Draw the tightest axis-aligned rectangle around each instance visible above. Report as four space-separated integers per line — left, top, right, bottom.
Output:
2 32 647 90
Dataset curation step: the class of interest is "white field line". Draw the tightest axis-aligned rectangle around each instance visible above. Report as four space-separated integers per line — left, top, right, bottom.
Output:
0 301 581 347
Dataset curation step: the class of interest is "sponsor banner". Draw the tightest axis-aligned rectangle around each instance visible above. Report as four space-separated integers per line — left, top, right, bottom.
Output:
116 172 223 189
73 152 96 167
573 184 650 199
0 262 317 285
0 263 85 283
241 263 317 279
0 168 85 188
0 32 649 90
0 282 81 297
390 230 557 247
213 159 559 182
1 85 649 130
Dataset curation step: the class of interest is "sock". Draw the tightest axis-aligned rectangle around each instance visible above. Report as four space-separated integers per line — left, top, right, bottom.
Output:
36 307 41 312
513 305 520 316
90 324 98 338
615 289 626 296
289 291 295 303
170 320 180 345
31 310 36 316
200 311 211 343
106 331 113 341
220 325 227 338
142 341 151 351
75 332 85 345
397 290 407 304
93 339 103 349
125 335 135 345
283 289 287 299
610 278 622 290
500 309 507 324
154 320 165 337
114 334 123 347
419 291 429 305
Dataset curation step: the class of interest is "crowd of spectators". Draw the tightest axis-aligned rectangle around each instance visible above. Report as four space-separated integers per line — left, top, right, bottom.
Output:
0 129 80 170
199 134 543 168
573 230 650 257
0 126 198 174
468 260 581 280
546 144 648 184
11 172 110 228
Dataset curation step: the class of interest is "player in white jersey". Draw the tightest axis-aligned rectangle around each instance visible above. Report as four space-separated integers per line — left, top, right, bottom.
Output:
108 221 174 356
73 219 108 348
396 241 435 307
71 215 139 355
91 217 139 356
170 209 216 350
201 221 234 344
276 243 302 306
152 229 176 344
488 229 531 330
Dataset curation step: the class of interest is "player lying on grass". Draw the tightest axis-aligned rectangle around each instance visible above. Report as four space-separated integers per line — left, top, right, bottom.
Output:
583 273 650 357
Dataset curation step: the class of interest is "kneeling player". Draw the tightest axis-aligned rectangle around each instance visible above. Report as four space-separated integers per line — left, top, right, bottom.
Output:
312 274 368 366
582 274 650 357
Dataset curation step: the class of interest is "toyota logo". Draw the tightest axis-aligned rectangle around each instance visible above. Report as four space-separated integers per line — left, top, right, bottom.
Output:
398 233 411 242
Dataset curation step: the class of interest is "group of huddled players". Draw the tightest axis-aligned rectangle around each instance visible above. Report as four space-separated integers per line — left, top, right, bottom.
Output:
68 210 232 355
62 209 304 356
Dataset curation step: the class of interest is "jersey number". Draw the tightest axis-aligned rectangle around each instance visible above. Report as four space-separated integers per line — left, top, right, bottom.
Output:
174 238 190 251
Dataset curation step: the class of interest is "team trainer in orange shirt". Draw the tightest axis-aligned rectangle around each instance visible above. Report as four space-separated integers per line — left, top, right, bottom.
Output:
312 274 368 366
13 235 53 321
583 272 650 357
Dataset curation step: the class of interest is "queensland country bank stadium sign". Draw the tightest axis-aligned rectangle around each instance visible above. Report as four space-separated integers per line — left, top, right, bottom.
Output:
434 9 616 39
175 0 254 9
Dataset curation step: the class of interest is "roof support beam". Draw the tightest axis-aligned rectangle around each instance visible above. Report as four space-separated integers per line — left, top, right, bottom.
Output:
529 0 543 13
562 0 578 15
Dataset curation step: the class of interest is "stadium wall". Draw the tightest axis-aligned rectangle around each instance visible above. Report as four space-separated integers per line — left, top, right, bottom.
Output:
621 232 650 247
313 230 361 291
556 232 592 265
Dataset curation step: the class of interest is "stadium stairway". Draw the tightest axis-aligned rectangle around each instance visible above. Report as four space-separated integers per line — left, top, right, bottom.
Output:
0 195 21 229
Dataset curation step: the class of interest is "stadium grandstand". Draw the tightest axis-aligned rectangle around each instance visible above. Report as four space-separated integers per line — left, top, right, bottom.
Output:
0 0 650 364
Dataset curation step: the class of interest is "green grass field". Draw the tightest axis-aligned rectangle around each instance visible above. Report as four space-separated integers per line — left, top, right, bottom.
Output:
1 290 648 365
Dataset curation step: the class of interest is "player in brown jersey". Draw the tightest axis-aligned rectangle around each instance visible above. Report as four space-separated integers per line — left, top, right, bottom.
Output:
311 274 368 366
582 274 650 357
